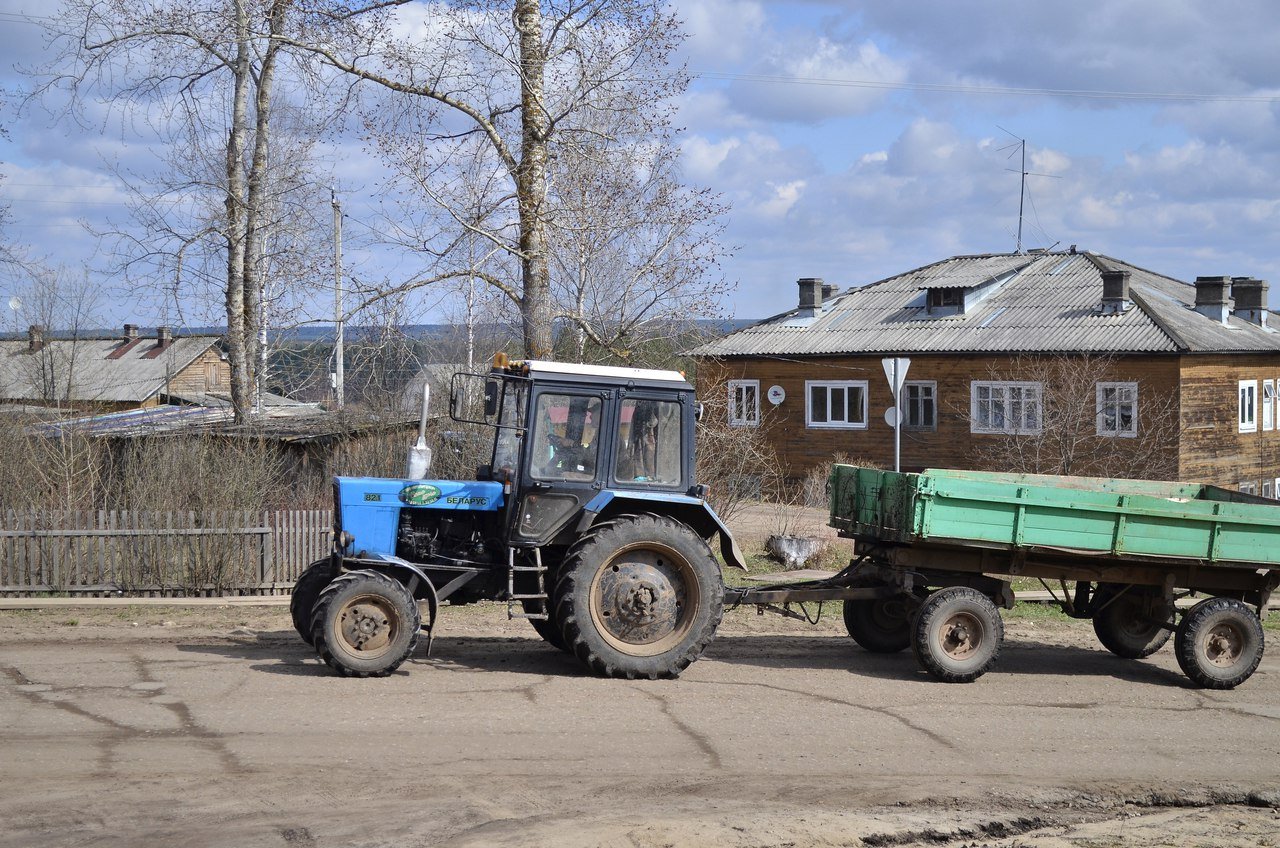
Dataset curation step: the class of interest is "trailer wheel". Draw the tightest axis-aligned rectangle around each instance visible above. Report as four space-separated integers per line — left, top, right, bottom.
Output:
311 570 420 678
289 560 332 647
554 514 724 680
842 591 913 653
911 587 1003 683
522 599 570 653
1174 597 1264 690
1092 584 1174 659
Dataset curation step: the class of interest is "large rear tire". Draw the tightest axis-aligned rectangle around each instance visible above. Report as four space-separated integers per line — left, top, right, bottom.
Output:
554 514 724 680
1092 583 1174 659
522 598 571 653
911 586 1003 683
1174 597 1264 689
311 570 420 678
289 560 332 647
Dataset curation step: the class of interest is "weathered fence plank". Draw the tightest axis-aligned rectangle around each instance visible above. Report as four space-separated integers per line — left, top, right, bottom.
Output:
0 509 332 596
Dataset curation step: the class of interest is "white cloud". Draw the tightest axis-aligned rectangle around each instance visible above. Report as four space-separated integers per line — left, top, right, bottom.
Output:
673 0 767 66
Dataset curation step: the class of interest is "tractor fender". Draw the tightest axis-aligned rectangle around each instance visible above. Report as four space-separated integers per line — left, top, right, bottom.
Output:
340 556 440 654
577 490 748 571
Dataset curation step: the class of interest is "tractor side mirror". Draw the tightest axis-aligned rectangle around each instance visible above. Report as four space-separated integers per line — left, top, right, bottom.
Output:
483 379 500 417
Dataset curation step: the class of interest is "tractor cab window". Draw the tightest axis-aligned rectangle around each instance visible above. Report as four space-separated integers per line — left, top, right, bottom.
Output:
530 393 603 482
614 398 682 486
492 380 528 477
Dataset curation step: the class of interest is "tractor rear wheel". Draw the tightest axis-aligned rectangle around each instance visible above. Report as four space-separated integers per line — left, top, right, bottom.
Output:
842 590 914 654
311 570 420 678
289 560 332 647
554 514 724 679
522 598 570 653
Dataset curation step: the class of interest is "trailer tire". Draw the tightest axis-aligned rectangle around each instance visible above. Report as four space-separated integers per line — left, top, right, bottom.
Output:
522 599 571 653
842 592 913 653
554 514 724 680
911 586 1003 683
1092 584 1174 659
289 560 332 647
1174 597 1264 690
311 570 420 678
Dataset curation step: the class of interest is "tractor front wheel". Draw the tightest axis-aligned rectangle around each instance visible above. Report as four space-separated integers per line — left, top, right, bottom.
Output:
311 570 420 678
289 560 332 646
554 514 724 679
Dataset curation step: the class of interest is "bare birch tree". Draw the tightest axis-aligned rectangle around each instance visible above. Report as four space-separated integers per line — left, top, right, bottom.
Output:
41 0 331 421
285 0 720 359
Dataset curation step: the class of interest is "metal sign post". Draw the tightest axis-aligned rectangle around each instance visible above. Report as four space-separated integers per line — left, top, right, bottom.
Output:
881 357 911 472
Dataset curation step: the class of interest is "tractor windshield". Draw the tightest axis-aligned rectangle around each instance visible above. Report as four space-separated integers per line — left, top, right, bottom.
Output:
492 378 528 477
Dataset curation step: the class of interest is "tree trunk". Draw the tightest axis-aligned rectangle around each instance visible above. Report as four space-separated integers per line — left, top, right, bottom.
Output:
514 0 553 358
225 0 252 422
241 0 288 415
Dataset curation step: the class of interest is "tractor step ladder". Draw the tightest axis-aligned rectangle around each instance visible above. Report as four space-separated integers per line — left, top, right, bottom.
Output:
507 547 549 620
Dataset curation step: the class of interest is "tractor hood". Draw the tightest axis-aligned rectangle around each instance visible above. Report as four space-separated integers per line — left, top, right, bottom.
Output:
336 477 504 512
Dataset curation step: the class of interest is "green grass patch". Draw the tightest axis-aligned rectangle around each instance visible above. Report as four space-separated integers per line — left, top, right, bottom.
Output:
1263 611 1280 633
1005 602 1072 622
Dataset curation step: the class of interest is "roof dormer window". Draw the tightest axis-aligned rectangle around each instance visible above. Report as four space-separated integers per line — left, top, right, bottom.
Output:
927 288 964 311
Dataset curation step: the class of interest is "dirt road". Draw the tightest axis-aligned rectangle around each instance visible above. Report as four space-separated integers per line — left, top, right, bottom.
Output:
2 604 1278 847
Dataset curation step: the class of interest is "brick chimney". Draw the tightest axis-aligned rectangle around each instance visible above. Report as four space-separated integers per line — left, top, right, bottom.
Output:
27 325 44 353
1231 277 1269 328
797 277 824 318
1193 276 1231 324
1100 269 1131 314
123 323 139 341
156 326 172 346
821 282 839 301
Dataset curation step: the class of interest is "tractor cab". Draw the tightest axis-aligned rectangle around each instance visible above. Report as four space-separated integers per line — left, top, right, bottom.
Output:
455 356 701 548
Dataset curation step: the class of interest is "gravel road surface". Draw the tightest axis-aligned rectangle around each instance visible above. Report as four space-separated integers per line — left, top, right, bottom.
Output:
2 604 1278 847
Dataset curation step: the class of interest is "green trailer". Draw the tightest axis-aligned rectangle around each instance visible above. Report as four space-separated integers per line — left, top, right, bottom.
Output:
727 466 1279 689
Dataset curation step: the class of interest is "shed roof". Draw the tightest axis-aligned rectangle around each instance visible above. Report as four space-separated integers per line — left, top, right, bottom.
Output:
691 252 1280 358
0 334 222 403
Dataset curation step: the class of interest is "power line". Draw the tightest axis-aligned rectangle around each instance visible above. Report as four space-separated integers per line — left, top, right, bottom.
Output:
693 70 1280 104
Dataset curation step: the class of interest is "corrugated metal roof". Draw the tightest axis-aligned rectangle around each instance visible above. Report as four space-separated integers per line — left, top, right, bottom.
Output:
691 252 1280 357
0 336 220 403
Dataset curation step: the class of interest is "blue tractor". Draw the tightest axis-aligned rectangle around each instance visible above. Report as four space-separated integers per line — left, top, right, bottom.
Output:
290 356 747 679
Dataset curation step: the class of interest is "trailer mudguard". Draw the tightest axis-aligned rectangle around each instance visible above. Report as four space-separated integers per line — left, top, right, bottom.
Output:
578 490 748 571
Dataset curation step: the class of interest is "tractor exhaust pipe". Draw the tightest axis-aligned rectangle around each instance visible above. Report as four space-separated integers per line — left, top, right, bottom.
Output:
406 384 433 479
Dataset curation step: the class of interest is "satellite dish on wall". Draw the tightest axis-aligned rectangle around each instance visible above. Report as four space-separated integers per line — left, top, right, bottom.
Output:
8 296 21 312
766 385 785 405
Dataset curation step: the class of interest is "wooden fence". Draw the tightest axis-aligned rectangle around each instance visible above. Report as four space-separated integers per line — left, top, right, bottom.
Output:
0 510 332 596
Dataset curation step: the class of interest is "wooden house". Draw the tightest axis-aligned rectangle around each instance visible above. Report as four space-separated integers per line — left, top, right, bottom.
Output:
692 250 1280 494
0 325 230 413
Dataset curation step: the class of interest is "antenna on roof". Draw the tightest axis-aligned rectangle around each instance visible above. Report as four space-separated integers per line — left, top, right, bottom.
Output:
996 128 1061 254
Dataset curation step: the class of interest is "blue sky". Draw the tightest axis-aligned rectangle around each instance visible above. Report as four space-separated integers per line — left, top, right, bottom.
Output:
2 0 1279 328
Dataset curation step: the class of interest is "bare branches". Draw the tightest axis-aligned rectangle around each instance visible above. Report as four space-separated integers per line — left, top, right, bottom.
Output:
966 354 1180 480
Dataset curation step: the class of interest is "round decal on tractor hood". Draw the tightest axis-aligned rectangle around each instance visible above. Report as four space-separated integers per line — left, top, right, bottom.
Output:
400 483 443 506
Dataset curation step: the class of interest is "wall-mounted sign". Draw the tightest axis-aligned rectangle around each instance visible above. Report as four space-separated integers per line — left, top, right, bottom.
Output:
767 385 786 405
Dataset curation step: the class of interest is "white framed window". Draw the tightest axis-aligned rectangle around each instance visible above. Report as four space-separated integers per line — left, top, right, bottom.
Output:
1096 382 1138 437
806 380 868 429
1263 479 1275 500
727 379 760 427
1264 380 1276 431
1240 480 1257 495
1239 379 1257 433
903 381 937 430
970 381 1042 434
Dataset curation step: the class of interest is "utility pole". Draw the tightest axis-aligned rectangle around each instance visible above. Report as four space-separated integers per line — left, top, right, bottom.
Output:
332 189 344 411
1016 138 1026 254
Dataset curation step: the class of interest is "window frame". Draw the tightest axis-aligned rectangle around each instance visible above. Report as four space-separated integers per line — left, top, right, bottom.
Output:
1264 379 1276 432
1240 480 1258 495
805 379 869 430
1095 381 1139 438
903 380 937 430
727 379 760 428
969 381 1043 435
1239 379 1258 433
